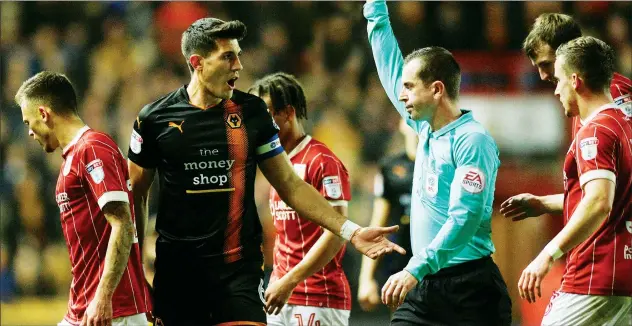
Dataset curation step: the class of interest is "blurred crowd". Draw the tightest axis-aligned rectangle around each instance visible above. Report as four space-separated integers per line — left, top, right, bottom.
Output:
1 1 630 319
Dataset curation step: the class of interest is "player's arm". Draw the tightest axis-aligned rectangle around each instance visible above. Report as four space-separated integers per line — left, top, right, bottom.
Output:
127 111 158 257
500 193 563 221
258 152 405 258
255 167 275 268
96 201 136 300
405 133 499 281
546 180 614 258
265 205 348 315
128 161 155 257
363 0 424 132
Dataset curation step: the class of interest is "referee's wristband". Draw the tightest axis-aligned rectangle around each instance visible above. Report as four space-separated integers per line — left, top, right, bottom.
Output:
544 243 564 261
340 220 361 241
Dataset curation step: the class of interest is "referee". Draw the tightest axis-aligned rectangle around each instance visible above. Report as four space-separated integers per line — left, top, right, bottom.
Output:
365 1 511 325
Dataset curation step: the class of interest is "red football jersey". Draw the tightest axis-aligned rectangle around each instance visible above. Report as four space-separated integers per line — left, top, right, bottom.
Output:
269 136 352 310
562 106 632 296
56 127 150 324
572 72 632 135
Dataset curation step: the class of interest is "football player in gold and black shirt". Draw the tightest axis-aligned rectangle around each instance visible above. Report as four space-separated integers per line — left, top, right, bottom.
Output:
127 17 406 326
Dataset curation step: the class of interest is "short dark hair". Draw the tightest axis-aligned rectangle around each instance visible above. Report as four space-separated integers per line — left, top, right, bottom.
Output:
181 18 247 73
556 36 615 93
247 72 308 120
14 71 78 115
404 47 461 100
523 13 582 60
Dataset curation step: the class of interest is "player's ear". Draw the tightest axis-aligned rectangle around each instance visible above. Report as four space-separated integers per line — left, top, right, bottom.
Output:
431 81 444 100
38 106 51 122
189 54 203 71
571 73 581 90
284 105 296 121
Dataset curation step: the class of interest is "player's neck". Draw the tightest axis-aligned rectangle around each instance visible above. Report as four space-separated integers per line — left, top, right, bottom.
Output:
578 92 614 121
55 116 87 150
187 76 223 109
430 101 461 132
282 125 307 154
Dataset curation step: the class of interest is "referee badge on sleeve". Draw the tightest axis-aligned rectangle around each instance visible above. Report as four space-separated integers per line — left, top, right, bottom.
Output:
130 130 143 154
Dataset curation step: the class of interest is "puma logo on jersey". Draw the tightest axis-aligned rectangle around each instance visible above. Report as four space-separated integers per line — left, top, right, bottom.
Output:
168 120 184 134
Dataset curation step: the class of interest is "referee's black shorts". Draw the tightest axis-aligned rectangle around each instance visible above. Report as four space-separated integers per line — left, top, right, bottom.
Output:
152 236 266 326
391 256 512 326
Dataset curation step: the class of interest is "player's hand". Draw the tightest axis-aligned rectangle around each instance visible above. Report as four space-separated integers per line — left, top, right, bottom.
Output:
518 252 553 303
358 278 381 312
264 277 297 315
82 293 113 326
500 193 548 221
381 270 417 310
350 225 406 259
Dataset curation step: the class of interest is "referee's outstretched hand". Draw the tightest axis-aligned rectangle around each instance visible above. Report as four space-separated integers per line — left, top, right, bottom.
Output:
350 225 406 259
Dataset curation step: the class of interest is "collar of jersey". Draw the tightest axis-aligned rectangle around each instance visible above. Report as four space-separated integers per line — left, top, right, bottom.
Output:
288 135 312 160
580 103 618 125
62 125 91 156
431 110 473 138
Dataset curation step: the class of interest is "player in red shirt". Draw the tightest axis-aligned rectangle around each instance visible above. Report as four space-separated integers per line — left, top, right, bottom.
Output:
15 71 151 326
248 73 353 326
517 37 632 325
502 14 632 227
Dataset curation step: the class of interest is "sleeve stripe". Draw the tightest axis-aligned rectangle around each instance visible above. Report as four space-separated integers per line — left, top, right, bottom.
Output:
97 191 129 209
579 169 616 188
256 135 282 155
329 200 348 207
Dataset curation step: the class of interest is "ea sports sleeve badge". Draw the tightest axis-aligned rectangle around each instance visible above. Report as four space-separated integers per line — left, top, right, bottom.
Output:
460 167 485 194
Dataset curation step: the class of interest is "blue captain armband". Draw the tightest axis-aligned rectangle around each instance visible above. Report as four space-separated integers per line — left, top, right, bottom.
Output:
256 134 284 161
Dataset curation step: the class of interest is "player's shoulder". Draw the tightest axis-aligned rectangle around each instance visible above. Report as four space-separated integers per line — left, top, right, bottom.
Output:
77 130 122 154
229 89 266 109
611 72 631 98
304 137 346 166
138 86 187 120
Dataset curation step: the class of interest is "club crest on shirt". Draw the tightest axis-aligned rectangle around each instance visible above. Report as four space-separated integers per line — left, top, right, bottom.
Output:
579 137 599 160
626 221 632 234
323 175 342 199
461 168 485 193
130 130 143 154
85 159 105 184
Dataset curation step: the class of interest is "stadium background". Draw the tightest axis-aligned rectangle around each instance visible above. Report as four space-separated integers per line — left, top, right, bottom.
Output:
1 1 630 325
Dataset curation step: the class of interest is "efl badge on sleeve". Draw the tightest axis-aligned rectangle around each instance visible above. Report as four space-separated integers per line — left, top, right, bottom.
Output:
461 168 485 194
425 172 438 197
323 176 342 199
579 137 599 160
130 130 143 154
85 159 105 184
614 94 631 117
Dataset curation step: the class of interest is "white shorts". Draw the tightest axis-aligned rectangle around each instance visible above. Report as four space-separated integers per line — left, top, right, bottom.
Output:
58 313 147 326
267 304 350 326
542 291 632 326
